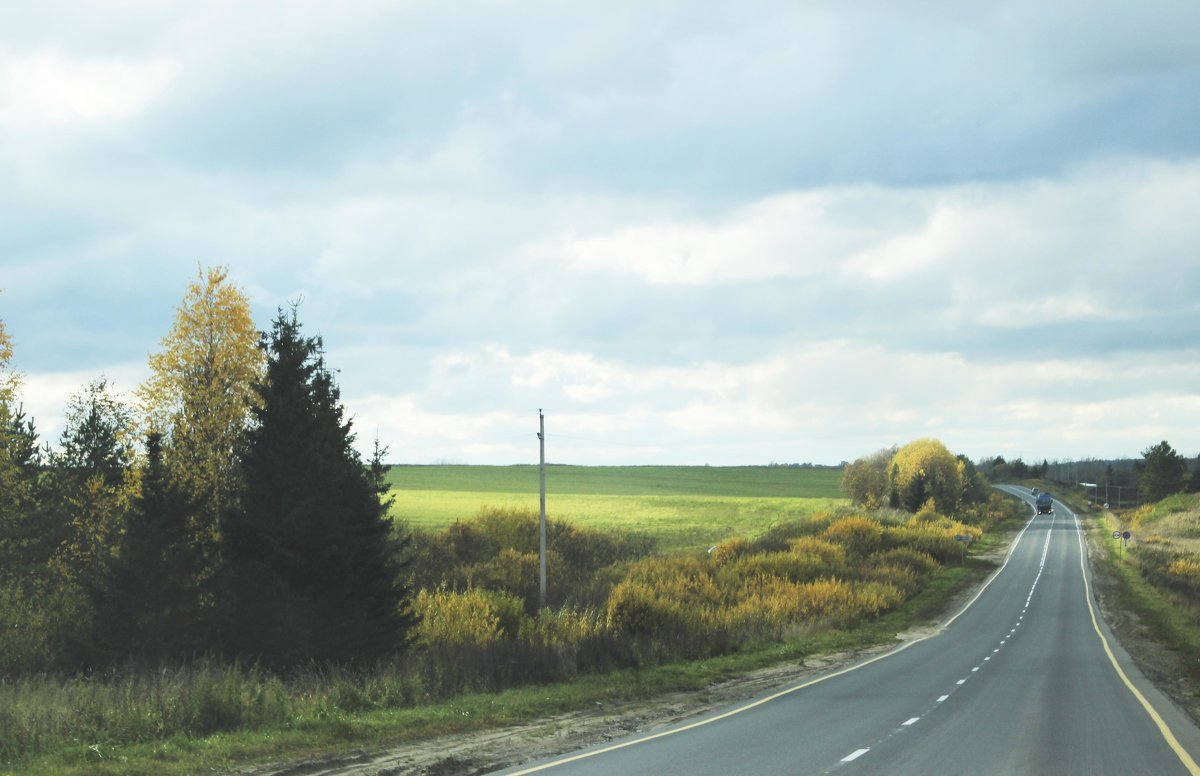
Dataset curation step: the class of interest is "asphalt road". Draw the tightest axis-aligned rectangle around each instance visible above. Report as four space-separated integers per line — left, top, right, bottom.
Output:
491 489 1200 776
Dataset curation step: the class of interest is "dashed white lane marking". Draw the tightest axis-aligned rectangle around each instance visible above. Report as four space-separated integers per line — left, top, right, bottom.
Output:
937 694 949 703
841 748 870 762
972 667 980 672
902 718 920 726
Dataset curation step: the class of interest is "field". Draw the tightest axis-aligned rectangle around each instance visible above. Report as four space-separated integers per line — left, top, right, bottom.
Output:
385 465 847 552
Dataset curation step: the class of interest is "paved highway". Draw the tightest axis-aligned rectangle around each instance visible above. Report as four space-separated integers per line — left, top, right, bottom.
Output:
492 489 1200 775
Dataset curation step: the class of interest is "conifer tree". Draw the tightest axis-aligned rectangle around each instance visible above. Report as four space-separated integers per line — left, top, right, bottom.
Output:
1136 440 1187 502
0 406 51 567
223 307 411 666
46 379 136 591
100 432 205 662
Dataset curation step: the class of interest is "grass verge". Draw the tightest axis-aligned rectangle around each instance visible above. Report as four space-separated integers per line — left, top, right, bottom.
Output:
3 541 1005 776
1092 511 1200 661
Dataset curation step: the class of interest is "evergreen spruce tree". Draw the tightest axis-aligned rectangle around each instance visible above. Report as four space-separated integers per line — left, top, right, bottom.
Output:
223 307 412 667
1136 440 1188 502
100 432 204 663
0 406 54 568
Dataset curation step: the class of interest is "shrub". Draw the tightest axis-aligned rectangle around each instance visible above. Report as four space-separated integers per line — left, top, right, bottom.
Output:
861 562 921 596
709 536 751 565
606 580 687 638
520 607 606 646
412 587 527 647
823 516 885 556
788 536 848 571
748 519 823 553
722 552 823 586
868 547 940 576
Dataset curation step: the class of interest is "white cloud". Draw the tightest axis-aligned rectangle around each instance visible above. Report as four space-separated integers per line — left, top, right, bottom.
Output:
340 338 1200 465
561 191 882 286
0 49 177 127
16 362 147 447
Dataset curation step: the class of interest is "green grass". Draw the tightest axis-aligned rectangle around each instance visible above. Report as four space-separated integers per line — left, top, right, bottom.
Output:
1094 511 1200 662
388 464 844 498
386 465 847 553
4 542 999 776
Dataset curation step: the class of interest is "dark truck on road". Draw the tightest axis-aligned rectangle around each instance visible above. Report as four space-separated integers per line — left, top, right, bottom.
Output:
1036 491 1054 515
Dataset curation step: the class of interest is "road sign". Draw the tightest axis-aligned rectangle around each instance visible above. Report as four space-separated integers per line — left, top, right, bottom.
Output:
1123 531 1131 540
1113 531 1121 539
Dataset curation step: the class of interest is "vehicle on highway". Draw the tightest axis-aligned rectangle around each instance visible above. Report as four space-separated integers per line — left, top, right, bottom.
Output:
1036 491 1054 514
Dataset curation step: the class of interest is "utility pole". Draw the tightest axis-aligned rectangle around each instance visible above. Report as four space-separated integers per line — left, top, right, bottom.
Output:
538 409 547 609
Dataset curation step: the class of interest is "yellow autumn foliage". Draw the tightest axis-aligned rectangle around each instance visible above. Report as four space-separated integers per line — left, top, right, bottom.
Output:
519 607 606 645
0 298 15 408
1167 557 1200 578
412 586 526 647
889 438 964 513
823 516 885 556
139 266 264 508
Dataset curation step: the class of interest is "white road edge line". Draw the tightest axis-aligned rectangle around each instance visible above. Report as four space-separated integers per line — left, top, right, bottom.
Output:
503 493 1042 775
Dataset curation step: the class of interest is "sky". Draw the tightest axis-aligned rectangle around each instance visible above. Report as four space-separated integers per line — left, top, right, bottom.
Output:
1 0 1198 467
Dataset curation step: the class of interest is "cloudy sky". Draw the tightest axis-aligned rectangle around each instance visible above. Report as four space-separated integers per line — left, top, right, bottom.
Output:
2 0 1198 466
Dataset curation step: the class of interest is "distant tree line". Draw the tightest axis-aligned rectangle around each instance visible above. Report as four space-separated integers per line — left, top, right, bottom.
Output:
0 268 412 673
971 443 1198 505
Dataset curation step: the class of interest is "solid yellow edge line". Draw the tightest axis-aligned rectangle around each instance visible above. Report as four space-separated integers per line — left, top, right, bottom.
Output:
1074 511 1200 776
507 497 1040 775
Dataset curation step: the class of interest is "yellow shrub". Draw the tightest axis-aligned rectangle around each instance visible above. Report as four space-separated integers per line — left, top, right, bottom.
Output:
823 516 885 556
606 580 685 635
521 607 606 645
788 536 848 571
725 552 829 586
709 537 751 566
861 563 921 595
869 547 940 576
412 586 526 647
625 557 723 608
1167 558 1200 578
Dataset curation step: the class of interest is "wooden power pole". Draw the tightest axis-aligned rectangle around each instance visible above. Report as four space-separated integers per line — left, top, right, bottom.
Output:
538 409 547 609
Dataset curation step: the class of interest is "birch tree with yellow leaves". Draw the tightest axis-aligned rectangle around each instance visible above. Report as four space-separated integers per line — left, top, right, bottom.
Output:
0 296 14 412
887 438 964 513
137 267 264 608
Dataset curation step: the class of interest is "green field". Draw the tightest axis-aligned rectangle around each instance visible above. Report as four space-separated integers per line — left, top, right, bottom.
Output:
385 465 848 552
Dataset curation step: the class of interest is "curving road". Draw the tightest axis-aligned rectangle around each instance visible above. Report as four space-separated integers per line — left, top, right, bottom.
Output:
491 489 1200 775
